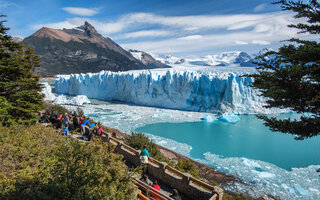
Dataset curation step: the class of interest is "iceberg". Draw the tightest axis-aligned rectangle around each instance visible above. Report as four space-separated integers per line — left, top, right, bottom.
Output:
201 114 214 122
41 82 56 101
55 69 286 114
219 112 240 123
53 95 68 104
53 94 91 105
71 95 91 105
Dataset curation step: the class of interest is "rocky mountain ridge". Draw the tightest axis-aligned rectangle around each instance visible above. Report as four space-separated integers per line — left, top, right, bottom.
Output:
23 22 168 77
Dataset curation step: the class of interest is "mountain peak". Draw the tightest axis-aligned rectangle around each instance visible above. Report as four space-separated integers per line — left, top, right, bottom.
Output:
77 21 98 37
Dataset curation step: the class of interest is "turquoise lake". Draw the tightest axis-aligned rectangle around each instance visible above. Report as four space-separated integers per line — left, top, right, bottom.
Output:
136 114 320 171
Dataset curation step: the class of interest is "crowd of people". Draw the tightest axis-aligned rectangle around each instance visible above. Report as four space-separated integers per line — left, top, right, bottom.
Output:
40 110 103 141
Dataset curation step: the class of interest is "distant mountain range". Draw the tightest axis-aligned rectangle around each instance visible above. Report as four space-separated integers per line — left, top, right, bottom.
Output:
154 51 257 67
23 22 169 77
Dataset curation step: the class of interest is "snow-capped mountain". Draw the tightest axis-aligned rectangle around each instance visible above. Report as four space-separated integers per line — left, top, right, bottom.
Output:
128 49 170 69
154 51 256 67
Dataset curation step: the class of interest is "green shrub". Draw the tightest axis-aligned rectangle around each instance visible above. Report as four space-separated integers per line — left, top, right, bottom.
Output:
175 159 199 178
124 132 167 162
46 104 69 115
0 124 137 199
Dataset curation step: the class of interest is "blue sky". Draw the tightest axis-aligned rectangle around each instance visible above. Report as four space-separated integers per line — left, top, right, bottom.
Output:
0 0 312 56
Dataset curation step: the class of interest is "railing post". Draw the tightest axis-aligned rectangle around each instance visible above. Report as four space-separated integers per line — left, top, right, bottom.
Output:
115 140 123 153
159 162 167 173
182 173 191 185
135 150 142 166
212 186 224 200
101 132 110 142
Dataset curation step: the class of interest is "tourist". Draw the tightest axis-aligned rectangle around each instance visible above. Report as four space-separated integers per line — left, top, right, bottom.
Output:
64 125 71 137
73 114 80 130
56 113 63 129
170 189 182 200
141 145 149 164
62 112 70 129
151 180 160 200
140 174 151 185
81 117 90 135
50 111 58 127
81 117 90 126
98 125 103 136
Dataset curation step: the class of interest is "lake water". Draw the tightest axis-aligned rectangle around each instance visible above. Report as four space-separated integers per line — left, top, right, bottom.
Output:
136 114 320 171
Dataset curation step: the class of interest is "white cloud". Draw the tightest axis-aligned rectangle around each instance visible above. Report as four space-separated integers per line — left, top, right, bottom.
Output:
254 4 267 12
178 35 202 40
119 30 172 38
121 31 287 54
62 7 99 16
251 40 270 45
235 40 248 45
0 1 17 9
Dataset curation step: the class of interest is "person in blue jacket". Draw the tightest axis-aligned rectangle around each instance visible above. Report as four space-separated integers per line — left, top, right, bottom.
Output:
141 145 149 164
64 125 71 137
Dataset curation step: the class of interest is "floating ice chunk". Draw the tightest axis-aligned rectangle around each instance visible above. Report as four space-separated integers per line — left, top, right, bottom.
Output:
153 113 172 118
254 171 276 178
53 95 68 104
281 184 295 194
294 186 310 196
201 114 214 122
242 158 262 168
41 82 56 101
71 95 91 105
219 112 240 123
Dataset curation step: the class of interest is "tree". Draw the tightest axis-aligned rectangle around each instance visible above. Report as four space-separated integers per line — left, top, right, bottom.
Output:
0 15 43 126
249 0 320 140
0 124 137 199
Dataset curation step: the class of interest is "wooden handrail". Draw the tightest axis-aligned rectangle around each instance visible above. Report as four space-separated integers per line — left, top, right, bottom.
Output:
122 143 138 154
209 194 218 200
133 178 173 200
148 157 161 166
166 166 184 178
189 176 214 191
138 192 150 200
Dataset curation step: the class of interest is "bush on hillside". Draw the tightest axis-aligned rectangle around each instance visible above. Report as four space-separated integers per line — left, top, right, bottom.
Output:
175 159 199 178
125 132 167 162
0 124 137 199
45 104 69 115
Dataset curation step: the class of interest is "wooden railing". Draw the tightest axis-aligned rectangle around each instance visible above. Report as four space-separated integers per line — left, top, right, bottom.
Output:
133 178 173 200
101 130 222 200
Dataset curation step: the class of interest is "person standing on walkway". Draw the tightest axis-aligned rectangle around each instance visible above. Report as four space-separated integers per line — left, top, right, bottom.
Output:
141 145 149 164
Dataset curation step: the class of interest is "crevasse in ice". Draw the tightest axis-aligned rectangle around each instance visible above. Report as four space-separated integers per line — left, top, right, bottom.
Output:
55 70 285 114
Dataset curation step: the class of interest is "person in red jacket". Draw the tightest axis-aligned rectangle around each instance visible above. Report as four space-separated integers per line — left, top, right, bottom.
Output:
151 180 160 200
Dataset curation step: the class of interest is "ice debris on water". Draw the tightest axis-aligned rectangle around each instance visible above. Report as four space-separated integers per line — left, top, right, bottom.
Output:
201 114 214 122
41 82 56 101
53 95 91 106
71 95 91 105
219 112 240 123
294 187 310 196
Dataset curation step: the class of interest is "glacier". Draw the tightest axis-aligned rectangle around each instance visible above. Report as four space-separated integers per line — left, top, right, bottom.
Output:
55 68 286 114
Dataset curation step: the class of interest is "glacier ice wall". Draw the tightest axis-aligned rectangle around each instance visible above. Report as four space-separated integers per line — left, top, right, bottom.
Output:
55 70 282 114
